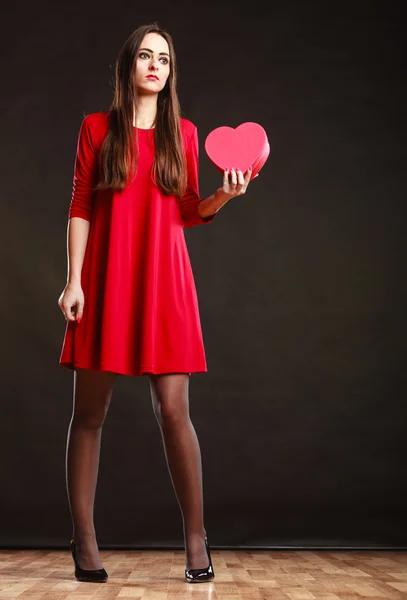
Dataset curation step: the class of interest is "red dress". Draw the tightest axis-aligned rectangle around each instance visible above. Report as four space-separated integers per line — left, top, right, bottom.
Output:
59 111 217 376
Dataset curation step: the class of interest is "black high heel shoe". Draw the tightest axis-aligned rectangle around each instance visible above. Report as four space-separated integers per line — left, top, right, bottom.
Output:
70 539 108 583
185 535 215 583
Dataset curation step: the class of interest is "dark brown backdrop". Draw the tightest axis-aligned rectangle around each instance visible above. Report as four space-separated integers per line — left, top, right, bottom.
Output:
1 0 406 549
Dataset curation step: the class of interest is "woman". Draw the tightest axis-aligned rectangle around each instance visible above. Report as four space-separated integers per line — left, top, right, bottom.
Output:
57 22 255 584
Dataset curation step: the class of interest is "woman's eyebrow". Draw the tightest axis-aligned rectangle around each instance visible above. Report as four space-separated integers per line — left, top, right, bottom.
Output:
139 47 170 57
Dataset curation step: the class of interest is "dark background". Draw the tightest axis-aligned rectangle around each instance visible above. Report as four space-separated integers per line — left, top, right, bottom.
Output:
1 0 406 549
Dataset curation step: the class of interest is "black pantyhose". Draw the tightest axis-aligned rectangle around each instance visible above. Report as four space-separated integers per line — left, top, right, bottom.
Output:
66 367 116 570
66 368 209 571
149 373 209 570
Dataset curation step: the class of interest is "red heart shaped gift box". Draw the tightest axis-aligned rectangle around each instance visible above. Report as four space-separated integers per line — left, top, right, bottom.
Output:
204 122 270 180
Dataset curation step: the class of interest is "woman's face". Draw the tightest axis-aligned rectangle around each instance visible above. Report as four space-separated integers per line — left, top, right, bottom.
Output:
135 32 171 94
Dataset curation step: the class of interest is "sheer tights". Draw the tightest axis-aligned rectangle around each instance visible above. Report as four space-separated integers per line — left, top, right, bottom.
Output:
66 367 115 570
66 368 209 571
149 372 209 570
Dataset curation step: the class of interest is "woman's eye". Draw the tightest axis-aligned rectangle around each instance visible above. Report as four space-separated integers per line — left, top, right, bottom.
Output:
139 52 168 65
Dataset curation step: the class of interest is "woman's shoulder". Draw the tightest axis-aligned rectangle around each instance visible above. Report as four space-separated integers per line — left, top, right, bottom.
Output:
79 111 110 149
82 110 110 132
179 117 197 139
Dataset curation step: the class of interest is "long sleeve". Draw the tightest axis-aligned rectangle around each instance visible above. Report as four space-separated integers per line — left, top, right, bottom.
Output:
68 115 98 222
178 125 218 228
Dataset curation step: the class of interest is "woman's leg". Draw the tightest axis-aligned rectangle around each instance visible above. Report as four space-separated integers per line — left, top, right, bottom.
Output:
149 372 209 570
66 367 116 570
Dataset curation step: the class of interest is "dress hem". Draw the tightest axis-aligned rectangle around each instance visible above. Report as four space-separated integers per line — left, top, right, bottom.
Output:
59 360 205 377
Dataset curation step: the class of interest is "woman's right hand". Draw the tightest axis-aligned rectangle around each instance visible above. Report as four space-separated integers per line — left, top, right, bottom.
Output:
58 282 85 323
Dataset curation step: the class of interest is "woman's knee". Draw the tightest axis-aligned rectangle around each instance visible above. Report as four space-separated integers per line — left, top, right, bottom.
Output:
149 373 190 424
72 368 116 427
72 408 108 429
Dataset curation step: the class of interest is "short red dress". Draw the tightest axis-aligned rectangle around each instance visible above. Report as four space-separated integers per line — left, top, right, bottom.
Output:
59 110 217 376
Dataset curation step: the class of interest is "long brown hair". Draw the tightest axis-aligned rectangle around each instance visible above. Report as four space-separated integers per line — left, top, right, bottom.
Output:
95 23 188 197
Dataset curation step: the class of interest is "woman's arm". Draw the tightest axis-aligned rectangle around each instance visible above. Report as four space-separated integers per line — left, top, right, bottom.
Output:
68 114 98 222
65 114 98 283
179 125 255 227
59 216 89 322
66 217 90 284
198 164 255 218
178 126 219 228
198 188 232 220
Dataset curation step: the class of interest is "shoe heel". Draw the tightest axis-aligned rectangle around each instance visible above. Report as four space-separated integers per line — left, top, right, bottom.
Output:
70 539 108 583
185 535 215 583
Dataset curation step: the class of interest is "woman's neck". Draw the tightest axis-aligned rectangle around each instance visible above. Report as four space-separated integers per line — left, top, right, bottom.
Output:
133 95 157 128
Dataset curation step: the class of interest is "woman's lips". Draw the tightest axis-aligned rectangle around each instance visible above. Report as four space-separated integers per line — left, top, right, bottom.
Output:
146 75 159 80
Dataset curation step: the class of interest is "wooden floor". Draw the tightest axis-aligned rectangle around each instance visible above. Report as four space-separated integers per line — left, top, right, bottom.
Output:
0 547 406 599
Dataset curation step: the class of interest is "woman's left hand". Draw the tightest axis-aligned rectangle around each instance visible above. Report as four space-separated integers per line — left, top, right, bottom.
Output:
222 165 259 198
